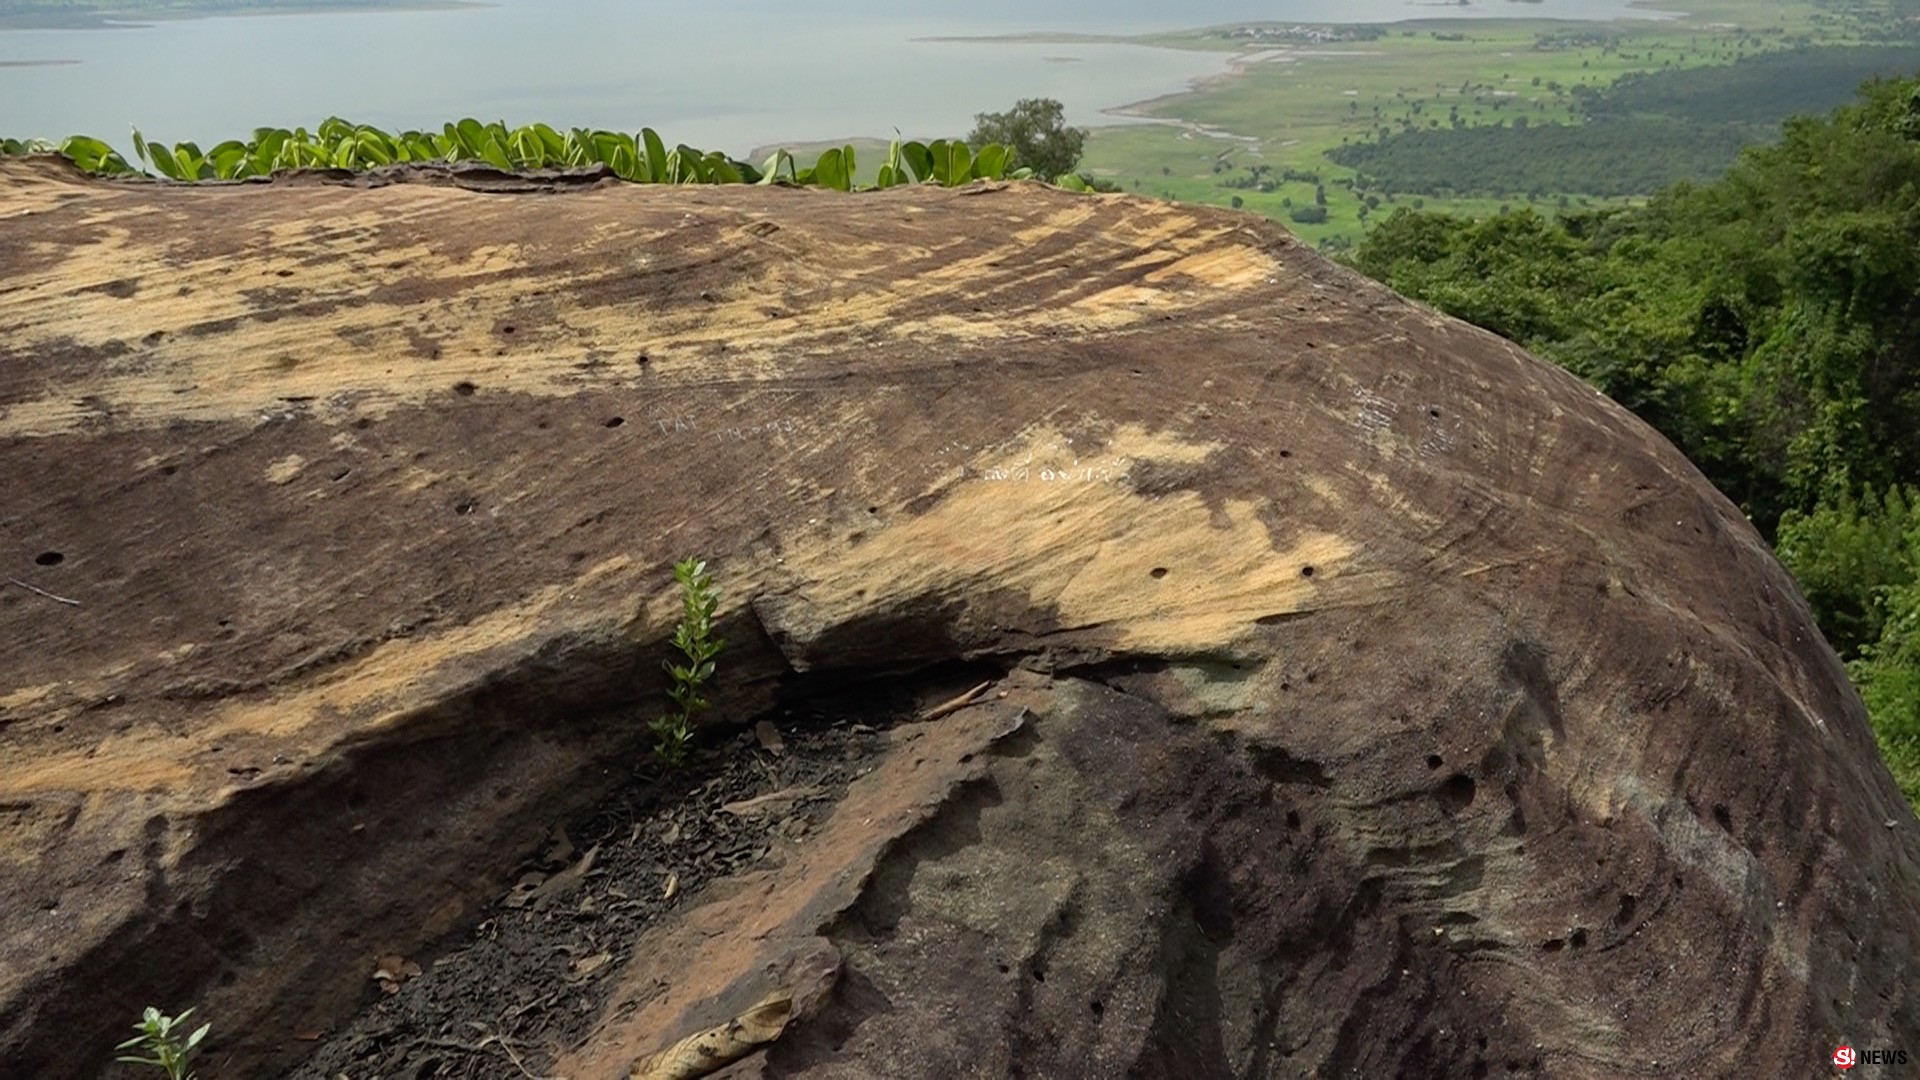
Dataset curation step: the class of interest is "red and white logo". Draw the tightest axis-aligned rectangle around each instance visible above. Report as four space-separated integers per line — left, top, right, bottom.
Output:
1835 1046 1858 1069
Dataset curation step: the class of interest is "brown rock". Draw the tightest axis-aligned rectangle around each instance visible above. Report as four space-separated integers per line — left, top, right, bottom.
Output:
1 156 1915 1078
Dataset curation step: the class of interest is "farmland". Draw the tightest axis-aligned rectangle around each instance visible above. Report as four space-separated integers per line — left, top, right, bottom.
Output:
1077 1 1920 246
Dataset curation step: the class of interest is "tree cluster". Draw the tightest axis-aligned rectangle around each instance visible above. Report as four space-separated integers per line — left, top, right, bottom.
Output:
1352 75 1920 805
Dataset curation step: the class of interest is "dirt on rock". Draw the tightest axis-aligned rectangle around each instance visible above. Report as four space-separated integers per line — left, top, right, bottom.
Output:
2 156 1917 1079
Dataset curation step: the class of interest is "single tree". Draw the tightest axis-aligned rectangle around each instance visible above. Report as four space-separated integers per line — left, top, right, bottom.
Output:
967 98 1087 179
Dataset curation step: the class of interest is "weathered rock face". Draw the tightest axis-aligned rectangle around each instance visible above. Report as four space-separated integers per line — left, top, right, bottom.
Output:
1 155 1916 1079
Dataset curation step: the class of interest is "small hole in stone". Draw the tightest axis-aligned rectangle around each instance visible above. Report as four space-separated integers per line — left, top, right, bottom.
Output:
1150 567 1169 580
1426 754 1444 770
1570 927 1589 948
1279 449 1292 458
501 324 516 335
1285 810 1301 831
160 464 179 476
452 381 477 396
605 417 626 429
35 551 64 566
1712 803 1731 830
354 416 375 430
1541 938 1564 953
867 507 879 515
1032 967 1046 983
636 354 651 366
996 963 1010 974
1437 773 1477 814
331 468 352 482
1430 408 1442 418
1477 1036 1488 1051
537 420 551 430
1614 893 1637 926
1090 1000 1105 1018
1300 565 1315 578
454 498 478 516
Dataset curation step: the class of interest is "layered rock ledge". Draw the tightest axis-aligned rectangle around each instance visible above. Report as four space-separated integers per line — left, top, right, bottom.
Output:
1 157 1915 1077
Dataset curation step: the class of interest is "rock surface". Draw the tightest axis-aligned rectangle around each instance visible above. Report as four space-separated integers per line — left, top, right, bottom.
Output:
1 155 1916 1078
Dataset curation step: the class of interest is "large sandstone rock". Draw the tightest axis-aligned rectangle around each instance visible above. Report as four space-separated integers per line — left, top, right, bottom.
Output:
1 155 1915 1078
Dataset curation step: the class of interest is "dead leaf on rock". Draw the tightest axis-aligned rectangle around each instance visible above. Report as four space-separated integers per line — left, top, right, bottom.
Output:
372 953 423 994
721 785 826 818
503 871 549 910
543 824 576 867
754 720 785 752
628 989 794 1080
571 951 612 978
663 872 679 900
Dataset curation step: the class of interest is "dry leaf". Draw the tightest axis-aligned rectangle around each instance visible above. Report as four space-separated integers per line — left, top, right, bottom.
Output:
542 824 576 867
662 872 679 900
628 990 794 1080
722 785 826 818
572 951 612 978
372 953 423 994
753 720 785 752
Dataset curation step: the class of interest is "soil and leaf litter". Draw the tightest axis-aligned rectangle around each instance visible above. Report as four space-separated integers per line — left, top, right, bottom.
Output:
285 676 975 1079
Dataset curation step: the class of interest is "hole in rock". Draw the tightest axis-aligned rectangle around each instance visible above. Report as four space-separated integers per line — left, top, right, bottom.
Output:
1426 754 1444 770
1614 893 1637 926
1150 568 1169 580
1712 803 1732 830
1570 927 1589 948
1436 774 1477 814
605 417 626 429
1299 565 1315 578
34 552 64 566
452 381 477 397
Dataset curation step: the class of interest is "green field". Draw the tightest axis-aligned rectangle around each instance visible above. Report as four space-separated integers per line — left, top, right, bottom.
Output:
1077 1 1920 246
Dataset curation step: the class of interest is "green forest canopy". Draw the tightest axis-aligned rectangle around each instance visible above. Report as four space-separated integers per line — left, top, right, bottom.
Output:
1329 45 1920 198
1350 73 1920 806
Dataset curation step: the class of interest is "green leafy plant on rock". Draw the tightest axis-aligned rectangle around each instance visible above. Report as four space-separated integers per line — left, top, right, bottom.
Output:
116 1007 209 1080
652 558 724 767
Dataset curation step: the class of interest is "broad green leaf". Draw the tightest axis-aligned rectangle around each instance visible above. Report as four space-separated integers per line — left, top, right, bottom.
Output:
756 149 794 184
641 127 668 183
355 130 395 166
476 134 513 171
531 122 566 159
210 146 248 179
811 147 848 191
900 140 932 183
971 143 1009 181
455 118 488 157
703 153 742 184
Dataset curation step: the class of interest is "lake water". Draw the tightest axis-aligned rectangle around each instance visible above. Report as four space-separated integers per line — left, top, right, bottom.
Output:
2 0 1666 155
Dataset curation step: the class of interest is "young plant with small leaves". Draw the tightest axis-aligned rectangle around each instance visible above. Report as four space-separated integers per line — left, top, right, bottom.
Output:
116 1007 209 1080
652 558 724 766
